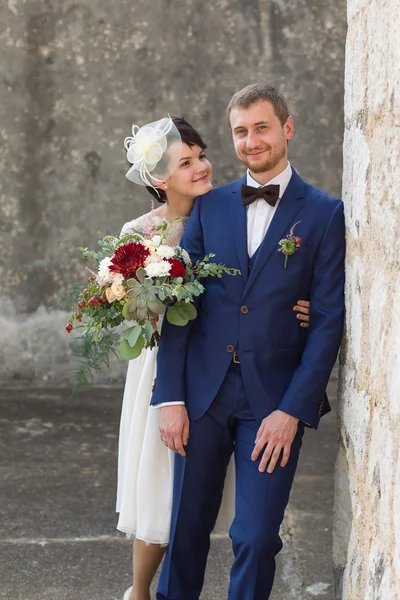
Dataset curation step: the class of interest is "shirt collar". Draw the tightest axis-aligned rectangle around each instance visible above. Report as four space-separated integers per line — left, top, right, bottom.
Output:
246 161 292 198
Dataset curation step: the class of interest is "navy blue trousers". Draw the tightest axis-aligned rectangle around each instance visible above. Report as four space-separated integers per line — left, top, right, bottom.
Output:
156 364 305 600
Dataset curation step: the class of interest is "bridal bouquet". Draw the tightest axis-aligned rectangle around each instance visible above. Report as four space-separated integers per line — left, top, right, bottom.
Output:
64 220 239 393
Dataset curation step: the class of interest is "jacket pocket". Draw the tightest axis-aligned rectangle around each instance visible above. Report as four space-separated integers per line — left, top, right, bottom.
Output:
274 344 306 352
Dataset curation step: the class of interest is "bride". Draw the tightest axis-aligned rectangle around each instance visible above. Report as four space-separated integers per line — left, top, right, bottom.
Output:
115 116 311 600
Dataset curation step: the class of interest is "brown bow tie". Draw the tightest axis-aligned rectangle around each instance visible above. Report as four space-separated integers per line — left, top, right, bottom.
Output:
241 183 280 207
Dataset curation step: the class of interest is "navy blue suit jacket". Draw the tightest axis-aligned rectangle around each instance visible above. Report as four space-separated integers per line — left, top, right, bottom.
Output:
151 169 345 429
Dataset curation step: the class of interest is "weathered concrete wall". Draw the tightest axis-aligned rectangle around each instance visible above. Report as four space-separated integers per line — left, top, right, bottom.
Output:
0 0 346 385
334 0 400 597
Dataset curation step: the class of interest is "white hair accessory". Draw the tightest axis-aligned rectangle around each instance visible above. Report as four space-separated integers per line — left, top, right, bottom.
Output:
124 116 182 192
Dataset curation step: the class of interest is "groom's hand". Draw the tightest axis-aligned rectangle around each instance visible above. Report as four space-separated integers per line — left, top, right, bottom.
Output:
160 405 190 457
251 410 299 474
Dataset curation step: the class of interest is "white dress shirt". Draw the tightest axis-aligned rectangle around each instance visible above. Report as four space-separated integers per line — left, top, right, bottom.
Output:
155 162 293 409
246 161 292 257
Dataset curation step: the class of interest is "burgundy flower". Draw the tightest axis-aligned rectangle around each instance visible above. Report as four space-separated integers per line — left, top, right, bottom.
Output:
167 258 185 279
109 242 150 280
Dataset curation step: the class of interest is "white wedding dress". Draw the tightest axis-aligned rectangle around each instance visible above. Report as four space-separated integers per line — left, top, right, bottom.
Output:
116 213 235 544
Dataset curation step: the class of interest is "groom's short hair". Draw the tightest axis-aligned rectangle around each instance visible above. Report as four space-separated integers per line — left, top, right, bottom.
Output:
226 84 289 127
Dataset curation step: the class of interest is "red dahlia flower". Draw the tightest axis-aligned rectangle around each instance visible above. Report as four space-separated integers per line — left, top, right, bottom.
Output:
167 258 185 279
109 242 150 280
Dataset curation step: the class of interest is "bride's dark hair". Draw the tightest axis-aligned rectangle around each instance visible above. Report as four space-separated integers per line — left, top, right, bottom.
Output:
146 116 207 204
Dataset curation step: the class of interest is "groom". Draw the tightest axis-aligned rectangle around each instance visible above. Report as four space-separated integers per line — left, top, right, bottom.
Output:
151 83 345 599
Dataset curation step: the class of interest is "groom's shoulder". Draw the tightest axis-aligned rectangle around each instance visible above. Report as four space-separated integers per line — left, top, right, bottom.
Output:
214 177 244 194
302 178 342 212
197 177 243 204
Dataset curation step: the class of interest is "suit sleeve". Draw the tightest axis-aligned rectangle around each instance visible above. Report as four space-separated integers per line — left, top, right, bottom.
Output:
150 198 205 406
277 201 345 428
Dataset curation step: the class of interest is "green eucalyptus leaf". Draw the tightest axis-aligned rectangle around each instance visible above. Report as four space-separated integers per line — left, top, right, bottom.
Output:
183 303 197 320
166 305 188 326
144 320 154 343
122 302 132 320
122 326 134 340
122 324 142 347
120 336 145 360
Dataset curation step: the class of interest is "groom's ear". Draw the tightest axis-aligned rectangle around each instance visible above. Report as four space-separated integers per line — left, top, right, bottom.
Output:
284 116 295 141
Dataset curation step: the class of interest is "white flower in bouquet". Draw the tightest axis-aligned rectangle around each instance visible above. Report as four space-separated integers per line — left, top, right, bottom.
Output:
145 254 159 265
156 244 176 259
96 257 114 286
144 260 172 278
151 235 162 247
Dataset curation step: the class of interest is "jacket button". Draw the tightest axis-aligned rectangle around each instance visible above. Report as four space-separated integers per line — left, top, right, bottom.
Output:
226 345 235 353
241 306 249 314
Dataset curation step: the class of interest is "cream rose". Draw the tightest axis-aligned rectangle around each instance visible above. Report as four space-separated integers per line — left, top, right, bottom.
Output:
110 281 127 300
105 287 116 303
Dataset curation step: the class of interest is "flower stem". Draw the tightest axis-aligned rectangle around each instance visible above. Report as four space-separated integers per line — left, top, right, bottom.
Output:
284 255 288 269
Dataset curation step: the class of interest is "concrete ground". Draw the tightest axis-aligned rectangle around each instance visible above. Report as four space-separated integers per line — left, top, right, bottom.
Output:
0 381 337 600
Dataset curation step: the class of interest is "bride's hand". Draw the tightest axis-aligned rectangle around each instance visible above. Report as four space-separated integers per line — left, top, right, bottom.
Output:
293 300 310 328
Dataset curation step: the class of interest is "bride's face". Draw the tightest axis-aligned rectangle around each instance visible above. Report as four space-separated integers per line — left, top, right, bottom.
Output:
163 143 212 199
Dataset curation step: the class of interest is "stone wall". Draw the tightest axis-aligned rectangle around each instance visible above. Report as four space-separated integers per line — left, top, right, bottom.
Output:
334 0 400 597
0 0 346 385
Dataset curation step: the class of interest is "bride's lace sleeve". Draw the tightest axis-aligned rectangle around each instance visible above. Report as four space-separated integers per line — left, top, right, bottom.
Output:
119 212 187 245
119 218 137 237
119 212 154 238
163 219 187 246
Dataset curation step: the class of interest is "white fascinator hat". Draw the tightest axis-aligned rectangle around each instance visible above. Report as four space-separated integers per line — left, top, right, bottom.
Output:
124 116 182 193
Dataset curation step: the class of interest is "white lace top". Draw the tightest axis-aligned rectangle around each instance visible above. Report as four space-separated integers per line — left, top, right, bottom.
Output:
120 212 188 247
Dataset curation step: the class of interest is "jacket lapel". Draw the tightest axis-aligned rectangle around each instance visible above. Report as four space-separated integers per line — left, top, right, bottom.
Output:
242 169 305 299
229 175 249 285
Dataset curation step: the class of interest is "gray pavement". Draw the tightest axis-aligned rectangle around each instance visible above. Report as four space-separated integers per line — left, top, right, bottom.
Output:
0 383 337 600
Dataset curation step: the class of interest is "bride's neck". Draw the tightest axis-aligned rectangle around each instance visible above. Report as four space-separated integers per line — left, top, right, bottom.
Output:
154 193 195 221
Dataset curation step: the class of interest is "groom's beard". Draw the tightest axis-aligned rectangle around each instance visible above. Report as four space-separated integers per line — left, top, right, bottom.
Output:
240 143 286 174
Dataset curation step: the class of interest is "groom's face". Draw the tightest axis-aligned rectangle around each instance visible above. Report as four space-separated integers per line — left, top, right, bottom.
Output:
230 100 294 175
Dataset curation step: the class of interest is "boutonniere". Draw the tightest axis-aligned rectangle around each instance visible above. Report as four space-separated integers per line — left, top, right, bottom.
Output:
278 221 302 269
